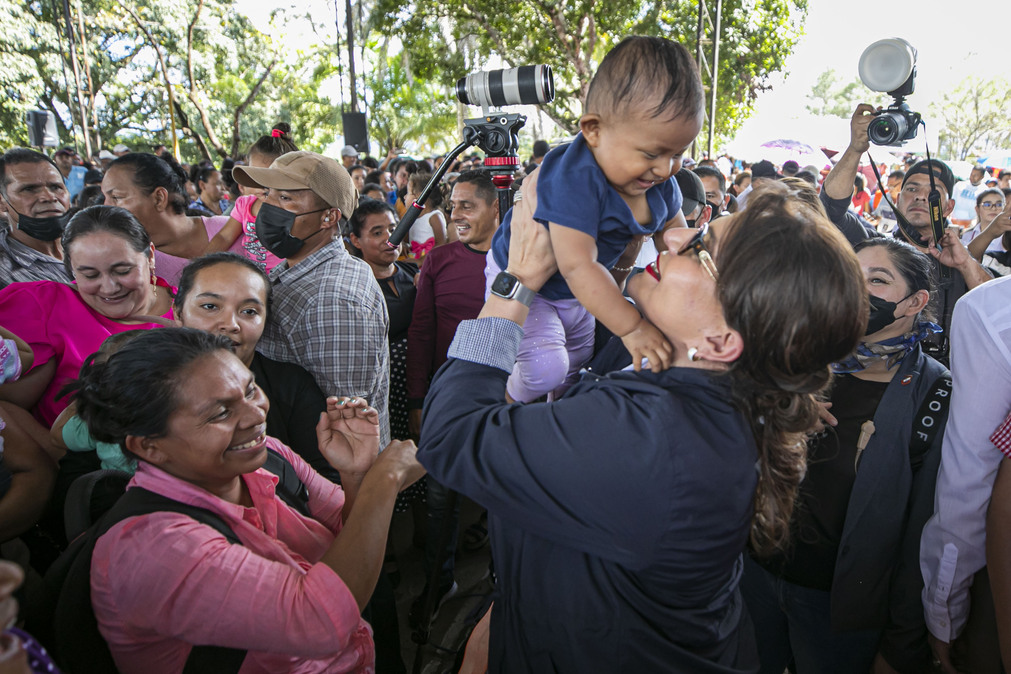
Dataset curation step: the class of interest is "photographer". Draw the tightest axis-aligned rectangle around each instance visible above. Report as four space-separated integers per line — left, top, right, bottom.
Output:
820 105 991 360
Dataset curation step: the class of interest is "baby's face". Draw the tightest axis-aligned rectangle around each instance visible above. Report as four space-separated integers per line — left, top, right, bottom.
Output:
582 108 702 201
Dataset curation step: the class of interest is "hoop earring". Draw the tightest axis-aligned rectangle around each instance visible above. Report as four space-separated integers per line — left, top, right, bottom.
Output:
687 347 701 362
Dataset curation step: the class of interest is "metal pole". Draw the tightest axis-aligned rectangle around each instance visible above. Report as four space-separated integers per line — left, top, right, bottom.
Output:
345 0 358 112
694 0 706 159
707 0 721 158
60 0 91 154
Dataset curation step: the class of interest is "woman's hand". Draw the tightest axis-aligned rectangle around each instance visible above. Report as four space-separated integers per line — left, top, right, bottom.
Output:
372 438 426 492
817 401 838 430
508 169 558 292
315 396 380 475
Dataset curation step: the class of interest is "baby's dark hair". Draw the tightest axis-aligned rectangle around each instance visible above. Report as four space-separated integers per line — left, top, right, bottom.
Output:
247 123 299 163
584 36 704 123
67 328 236 450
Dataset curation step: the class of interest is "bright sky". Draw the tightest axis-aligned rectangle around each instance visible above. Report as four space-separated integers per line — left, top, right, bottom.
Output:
733 0 1010 156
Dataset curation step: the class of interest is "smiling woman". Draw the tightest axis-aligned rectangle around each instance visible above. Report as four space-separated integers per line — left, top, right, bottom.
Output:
418 180 868 672
66 327 423 673
0 206 172 427
174 253 335 480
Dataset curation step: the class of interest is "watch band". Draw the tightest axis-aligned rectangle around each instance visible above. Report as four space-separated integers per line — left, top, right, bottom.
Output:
491 271 537 307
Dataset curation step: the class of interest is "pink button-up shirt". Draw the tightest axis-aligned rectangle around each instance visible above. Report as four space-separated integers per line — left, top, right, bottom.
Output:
91 440 374 673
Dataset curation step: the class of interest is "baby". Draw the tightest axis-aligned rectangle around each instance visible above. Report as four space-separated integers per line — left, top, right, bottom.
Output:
488 36 704 402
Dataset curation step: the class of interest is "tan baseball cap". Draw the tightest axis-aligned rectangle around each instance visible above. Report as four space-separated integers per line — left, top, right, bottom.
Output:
233 151 358 216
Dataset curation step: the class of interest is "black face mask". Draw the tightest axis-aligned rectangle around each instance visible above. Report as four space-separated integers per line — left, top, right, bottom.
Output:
254 202 329 259
7 205 69 242
707 200 724 220
866 291 915 336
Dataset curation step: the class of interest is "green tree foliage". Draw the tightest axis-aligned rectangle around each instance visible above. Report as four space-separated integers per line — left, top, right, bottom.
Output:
0 0 339 162
361 52 459 156
930 76 1011 161
370 0 807 144
805 69 871 118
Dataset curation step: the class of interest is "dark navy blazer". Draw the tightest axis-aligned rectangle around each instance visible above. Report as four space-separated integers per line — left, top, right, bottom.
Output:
418 318 761 673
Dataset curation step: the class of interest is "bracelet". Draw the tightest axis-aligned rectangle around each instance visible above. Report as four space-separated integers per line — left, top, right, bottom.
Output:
612 264 634 273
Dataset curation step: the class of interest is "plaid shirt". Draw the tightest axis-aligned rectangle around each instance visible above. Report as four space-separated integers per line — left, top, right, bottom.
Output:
0 225 70 289
259 238 392 447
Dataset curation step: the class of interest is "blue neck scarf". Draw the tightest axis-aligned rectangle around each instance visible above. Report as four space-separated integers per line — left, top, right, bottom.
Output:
832 321 942 374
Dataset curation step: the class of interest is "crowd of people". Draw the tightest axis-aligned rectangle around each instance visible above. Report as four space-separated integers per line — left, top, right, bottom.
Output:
0 33 1009 674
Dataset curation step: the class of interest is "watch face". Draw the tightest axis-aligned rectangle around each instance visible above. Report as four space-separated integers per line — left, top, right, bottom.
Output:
491 272 516 297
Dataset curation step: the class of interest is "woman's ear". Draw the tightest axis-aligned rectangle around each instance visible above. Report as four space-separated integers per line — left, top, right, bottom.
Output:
125 435 168 466
700 327 744 364
905 289 931 316
152 186 170 213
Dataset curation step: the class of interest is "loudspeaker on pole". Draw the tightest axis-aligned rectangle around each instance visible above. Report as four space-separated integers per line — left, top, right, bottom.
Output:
342 112 369 153
25 111 60 148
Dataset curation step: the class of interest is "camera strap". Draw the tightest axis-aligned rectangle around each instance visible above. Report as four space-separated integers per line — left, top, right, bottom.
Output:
868 156 927 247
866 122 949 280
923 138 951 279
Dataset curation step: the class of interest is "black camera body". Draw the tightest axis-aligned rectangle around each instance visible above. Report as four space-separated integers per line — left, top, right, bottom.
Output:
869 103 922 146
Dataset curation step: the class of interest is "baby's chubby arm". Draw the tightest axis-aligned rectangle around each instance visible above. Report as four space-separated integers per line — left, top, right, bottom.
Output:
549 224 672 372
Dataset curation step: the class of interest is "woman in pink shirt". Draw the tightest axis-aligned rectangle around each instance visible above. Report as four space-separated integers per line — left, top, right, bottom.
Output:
101 153 244 285
0 206 173 427
69 327 423 673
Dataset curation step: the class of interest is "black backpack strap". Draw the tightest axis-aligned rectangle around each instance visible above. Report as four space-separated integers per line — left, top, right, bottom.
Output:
909 373 952 470
63 469 132 542
264 448 311 517
52 488 247 674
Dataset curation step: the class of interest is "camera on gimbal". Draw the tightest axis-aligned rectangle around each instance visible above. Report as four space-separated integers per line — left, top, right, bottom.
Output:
456 65 554 158
858 38 922 146
387 65 555 248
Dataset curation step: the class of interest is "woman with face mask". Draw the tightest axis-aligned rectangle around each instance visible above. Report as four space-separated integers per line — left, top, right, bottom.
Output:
741 237 948 674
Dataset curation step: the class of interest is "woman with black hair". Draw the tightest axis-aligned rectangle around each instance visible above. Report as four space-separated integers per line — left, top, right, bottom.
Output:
347 199 421 497
173 252 334 481
0 206 171 427
72 327 423 672
741 237 947 674
101 153 244 285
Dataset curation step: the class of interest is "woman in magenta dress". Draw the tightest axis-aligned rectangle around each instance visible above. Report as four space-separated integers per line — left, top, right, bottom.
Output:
0 206 173 427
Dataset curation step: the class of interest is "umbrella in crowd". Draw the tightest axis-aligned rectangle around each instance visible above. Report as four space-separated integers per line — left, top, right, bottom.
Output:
756 139 833 170
977 149 1011 170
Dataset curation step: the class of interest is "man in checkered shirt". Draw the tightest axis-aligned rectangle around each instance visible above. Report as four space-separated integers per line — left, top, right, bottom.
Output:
235 152 391 447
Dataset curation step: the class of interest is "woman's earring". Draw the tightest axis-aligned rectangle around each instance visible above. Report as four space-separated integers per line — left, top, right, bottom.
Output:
150 265 157 285
687 347 701 361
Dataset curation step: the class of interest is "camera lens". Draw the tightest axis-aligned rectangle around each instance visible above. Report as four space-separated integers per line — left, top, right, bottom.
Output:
868 111 909 146
456 66 555 108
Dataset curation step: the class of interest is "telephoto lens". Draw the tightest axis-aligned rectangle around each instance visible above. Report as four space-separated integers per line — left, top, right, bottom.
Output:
456 66 555 108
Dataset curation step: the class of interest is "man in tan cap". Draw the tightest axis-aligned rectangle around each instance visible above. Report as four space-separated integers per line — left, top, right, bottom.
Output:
234 151 391 446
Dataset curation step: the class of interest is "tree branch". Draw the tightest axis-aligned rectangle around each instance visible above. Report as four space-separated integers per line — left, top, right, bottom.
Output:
230 60 278 156
173 99 212 160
